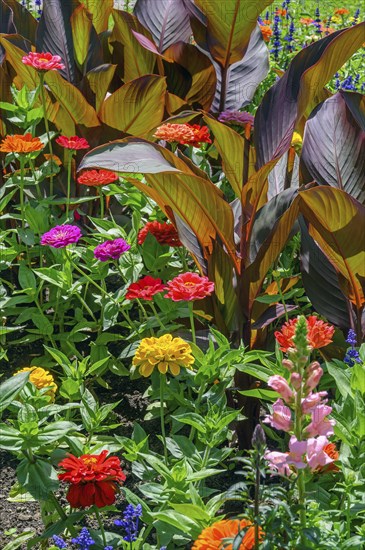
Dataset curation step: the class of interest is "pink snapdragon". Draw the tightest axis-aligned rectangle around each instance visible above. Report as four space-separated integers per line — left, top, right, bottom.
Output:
264 450 291 476
306 436 335 471
286 436 307 469
268 375 294 403
305 362 323 391
263 399 293 432
305 404 335 437
301 391 328 414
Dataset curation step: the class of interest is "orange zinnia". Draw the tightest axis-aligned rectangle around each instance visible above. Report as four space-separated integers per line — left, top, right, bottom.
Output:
275 315 334 352
260 25 273 42
192 518 263 550
334 8 349 15
0 133 44 154
154 123 211 146
320 443 340 472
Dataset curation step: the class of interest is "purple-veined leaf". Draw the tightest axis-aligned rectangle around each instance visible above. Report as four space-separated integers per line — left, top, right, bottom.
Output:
134 0 191 53
301 91 365 204
252 304 298 329
254 23 365 168
2 0 37 44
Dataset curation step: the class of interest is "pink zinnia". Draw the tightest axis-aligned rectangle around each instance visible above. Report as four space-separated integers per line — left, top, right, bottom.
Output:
41 225 82 248
56 136 90 150
268 375 294 403
94 239 130 261
22 51 65 72
306 436 335 471
263 399 293 432
305 404 335 438
165 272 215 302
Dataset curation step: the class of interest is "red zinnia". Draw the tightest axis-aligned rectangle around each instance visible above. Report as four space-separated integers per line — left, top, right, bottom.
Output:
126 276 166 301
22 51 65 72
58 450 126 508
78 169 118 187
165 272 215 302
138 221 182 247
56 135 90 150
275 316 335 352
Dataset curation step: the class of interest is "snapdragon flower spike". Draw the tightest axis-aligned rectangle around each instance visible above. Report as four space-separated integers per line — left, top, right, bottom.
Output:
115 503 143 542
71 527 95 550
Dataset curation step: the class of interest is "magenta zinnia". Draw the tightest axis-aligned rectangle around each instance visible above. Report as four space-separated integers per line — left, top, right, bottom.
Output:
94 239 130 261
41 225 82 248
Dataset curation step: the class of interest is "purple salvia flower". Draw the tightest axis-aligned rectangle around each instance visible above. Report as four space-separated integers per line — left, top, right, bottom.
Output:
41 225 82 248
94 238 131 261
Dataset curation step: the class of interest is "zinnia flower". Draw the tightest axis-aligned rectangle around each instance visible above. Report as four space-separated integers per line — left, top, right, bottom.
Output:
41 225 82 248
274 315 334 352
334 8 349 15
94 238 130 261
22 51 65 71
133 334 194 377
165 272 215 302
58 450 126 508
154 123 211 146
138 221 182 247
192 518 263 550
0 133 44 154
14 366 57 396
125 276 166 301
56 135 90 150
260 25 273 41
77 169 118 187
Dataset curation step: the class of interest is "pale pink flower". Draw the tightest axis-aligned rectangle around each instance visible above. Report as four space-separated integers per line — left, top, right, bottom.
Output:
302 391 328 414
305 365 323 392
306 436 334 470
268 375 294 403
263 399 293 432
286 436 307 469
305 404 335 437
264 450 291 476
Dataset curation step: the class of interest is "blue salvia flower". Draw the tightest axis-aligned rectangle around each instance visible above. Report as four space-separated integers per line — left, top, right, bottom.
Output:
352 8 360 25
344 329 361 366
334 72 341 90
115 503 143 542
285 20 295 52
265 10 270 20
104 547 114 550
71 528 95 550
314 7 322 34
52 535 68 549
271 14 282 61
361 82 365 93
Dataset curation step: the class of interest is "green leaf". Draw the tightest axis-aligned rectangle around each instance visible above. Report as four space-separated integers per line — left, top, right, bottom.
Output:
326 361 353 399
37 421 76 444
351 364 365 395
171 412 206 433
149 510 201 537
99 75 167 137
0 424 22 451
238 388 279 401
0 371 30 418
2 530 35 550
170 503 211 521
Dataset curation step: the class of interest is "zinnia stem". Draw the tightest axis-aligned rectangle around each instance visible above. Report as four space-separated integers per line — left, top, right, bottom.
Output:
160 374 168 465
65 149 73 221
19 155 26 230
98 187 104 219
39 72 54 195
95 507 107 546
188 301 196 345
150 302 165 330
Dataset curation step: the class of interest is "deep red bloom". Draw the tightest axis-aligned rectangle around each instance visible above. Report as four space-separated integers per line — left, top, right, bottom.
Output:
22 51 65 72
56 135 90 150
78 169 118 187
138 221 182 247
188 124 212 146
58 450 126 508
126 276 166 301
275 316 335 352
165 272 215 302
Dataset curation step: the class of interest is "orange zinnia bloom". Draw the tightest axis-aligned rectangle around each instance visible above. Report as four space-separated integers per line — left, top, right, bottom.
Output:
0 133 44 154
192 518 263 550
320 443 340 472
154 123 211 146
334 8 349 15
300 17 314 25
260 25 273 42
276 8 287 16
275 316 334 352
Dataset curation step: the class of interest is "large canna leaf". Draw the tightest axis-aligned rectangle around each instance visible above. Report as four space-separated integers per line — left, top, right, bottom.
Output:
192 0 273 66
134 0 191 53
254 23 365 168
70 4 93 69
84 64 117 113
0 0 16 34
111 10 156 82
99 75 166 137
300 218 353 329
299 186 365 311
210 25 269 112
36 0 77 84
2 0 37 44
82 0 114 34
301 92 365 204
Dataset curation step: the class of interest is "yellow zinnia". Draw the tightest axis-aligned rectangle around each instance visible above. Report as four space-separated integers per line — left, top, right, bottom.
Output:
14 366 57 396
133 334 194 377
